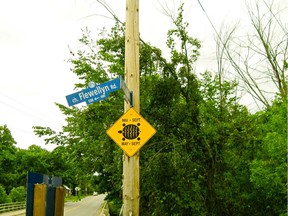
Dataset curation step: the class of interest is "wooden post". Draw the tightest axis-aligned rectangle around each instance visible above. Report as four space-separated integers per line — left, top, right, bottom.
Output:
54 186 65 216
33 184 46 216
123 0 140 215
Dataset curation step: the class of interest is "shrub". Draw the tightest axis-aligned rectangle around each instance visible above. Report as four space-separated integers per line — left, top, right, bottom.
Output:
9 186 26 202
0 185 10 203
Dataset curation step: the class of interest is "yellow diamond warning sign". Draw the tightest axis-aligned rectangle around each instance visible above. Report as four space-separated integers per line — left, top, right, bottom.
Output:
106 107 156 157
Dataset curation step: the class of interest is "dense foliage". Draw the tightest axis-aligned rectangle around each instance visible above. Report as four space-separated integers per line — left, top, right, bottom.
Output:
0 3 286 215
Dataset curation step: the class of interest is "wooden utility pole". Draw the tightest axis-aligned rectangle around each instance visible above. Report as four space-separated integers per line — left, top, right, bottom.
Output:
123 0 140 215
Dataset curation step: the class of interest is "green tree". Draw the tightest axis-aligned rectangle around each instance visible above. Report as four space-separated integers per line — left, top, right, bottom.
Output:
19 145 50 174
249 99 287 215
9 186 26 202
0 125 17 193
34 25 126 197
13 145 72 190
139 5 205 215
0 185 10 203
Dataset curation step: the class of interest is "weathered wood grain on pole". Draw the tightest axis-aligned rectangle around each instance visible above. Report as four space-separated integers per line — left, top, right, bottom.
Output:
33 184 46 216
123 0 140 215
54 186 65 216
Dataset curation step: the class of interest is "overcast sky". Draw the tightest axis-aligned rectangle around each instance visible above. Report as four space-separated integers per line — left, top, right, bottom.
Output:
0 0 286 150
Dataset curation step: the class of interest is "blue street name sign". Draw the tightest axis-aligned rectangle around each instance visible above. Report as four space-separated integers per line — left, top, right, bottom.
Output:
66 77 121 106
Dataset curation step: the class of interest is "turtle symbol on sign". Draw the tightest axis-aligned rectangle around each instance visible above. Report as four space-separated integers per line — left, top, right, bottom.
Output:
118 123 141 141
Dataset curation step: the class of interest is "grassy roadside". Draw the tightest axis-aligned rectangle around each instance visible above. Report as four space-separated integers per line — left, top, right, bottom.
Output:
64 195 88 202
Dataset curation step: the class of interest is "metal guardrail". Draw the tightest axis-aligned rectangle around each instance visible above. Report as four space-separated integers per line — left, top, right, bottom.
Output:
0 202 26 213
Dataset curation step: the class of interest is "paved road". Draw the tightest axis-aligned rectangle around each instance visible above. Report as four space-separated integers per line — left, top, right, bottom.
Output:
0 194 106 216
0 209 25 216
64 194 106 216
